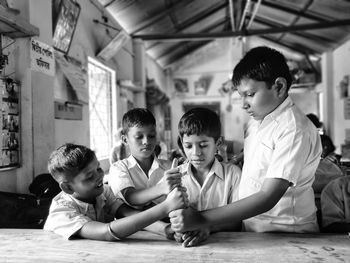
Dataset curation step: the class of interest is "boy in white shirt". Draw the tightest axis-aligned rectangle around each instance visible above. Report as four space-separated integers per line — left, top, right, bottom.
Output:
44 143 187 240
108 108 183 237
170 107 241 247
170 46 322 235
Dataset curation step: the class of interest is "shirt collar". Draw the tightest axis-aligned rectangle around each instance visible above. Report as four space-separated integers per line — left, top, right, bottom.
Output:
261 96 293 124
68 189 107 211
127 154 162 173
183 157 223 180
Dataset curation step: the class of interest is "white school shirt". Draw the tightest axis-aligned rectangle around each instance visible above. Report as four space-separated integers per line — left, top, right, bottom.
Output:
108 154 171 206
44 185 123 239
239 96 322 232
179 158 241 211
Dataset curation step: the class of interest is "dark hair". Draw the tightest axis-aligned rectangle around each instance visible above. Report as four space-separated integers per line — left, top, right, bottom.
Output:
178 107 221 141
306 113 322 128
48 143 96 181
122 108 156 135
232 46 292 90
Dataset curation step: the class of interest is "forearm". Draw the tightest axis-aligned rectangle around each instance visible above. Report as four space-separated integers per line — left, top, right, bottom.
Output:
210 221 242 233
144 220 168 236
323 222 350 233
110 202 168 238
116 204 170 237
198 193 272 228
197 179 289 229
124 185 164 205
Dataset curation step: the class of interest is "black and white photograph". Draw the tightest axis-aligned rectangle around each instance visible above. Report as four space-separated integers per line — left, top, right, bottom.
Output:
0 1 350 262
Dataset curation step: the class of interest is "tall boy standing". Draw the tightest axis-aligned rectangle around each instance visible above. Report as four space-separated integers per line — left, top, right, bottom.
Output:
170 46 322 234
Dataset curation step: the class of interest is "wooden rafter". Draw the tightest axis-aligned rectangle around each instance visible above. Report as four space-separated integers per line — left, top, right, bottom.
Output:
134 19 350 41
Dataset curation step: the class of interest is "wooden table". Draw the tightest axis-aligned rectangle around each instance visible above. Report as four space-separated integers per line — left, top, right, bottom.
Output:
0 229 349 262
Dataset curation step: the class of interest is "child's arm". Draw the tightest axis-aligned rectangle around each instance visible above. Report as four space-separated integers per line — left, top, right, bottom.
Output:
123 159 182 206
170 178 289 232
115 204 175 239
76 186 187 241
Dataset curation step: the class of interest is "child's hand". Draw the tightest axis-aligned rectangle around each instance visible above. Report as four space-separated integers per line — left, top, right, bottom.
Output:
162 158 183 195
169 207 203 232
181 228 210 247
164 186 188 213
164 223 176 240
173 232 183 243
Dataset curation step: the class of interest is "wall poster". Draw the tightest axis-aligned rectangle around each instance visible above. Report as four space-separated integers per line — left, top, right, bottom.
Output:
0 78 20 169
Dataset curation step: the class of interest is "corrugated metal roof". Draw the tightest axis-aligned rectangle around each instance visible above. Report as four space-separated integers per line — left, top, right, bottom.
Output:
98 0 350 70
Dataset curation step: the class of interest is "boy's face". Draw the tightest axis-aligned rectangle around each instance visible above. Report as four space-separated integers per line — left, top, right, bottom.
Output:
124 124 157 160
182 134 217 173
237 78 283 121
70 157 105 203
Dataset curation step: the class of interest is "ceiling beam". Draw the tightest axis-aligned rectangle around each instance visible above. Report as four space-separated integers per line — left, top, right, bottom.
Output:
152 17 228 60
249 15 334 44
259 35 317 56
129 0 192 34
260 0 329 22
133 19 350 41
145 2 227 51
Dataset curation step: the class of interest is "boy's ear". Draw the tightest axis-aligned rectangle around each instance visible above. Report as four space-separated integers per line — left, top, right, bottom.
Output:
216 136 223 148
273 77 288 97
121 134 128 145
59 181 74 195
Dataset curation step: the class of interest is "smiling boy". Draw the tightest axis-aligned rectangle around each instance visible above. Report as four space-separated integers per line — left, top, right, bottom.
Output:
44 143 187 241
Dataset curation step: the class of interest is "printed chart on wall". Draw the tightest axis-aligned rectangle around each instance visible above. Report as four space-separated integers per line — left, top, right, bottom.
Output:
0 79 20 168
0 35 20 169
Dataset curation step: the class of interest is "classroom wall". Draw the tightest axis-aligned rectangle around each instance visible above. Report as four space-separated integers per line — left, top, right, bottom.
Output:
325 39 350 153
168 39 247 153
0 0 137 193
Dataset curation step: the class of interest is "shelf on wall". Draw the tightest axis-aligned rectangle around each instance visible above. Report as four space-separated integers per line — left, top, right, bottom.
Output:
0 7 39 38
118 80 144 93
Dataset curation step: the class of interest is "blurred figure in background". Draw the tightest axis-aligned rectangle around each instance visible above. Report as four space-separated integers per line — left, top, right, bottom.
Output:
110 128 130 164
306 113 337 161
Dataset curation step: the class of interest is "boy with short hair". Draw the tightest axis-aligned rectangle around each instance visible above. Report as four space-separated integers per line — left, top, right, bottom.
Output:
108 108 183 209
170 107 241 247
170 46 322 235
44 143 187 241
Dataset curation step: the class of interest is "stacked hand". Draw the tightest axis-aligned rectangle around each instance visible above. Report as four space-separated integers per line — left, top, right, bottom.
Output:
169 207 209 247
162 158 183 195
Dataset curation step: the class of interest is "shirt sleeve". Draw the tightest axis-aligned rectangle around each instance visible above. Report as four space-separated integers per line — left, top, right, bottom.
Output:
108 161 135 198
44 198 92 240
321 178 345 227
227 164 242 203
103 185 124 216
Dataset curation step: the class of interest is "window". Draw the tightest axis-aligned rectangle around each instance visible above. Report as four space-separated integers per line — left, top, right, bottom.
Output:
88 57 117 160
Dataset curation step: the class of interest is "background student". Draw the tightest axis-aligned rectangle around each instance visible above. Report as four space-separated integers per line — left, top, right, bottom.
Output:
321 176 350 233
108 108 183 208
44 143 187 241
110 127 130 164
170 46 322 234
169 107 241 247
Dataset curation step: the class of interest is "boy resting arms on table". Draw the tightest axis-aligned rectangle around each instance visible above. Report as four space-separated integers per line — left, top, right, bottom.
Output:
44 143 187 241
170 46 322 235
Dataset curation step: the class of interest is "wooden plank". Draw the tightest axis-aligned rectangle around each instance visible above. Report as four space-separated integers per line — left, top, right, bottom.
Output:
0 8 39 38
133 19 350 41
